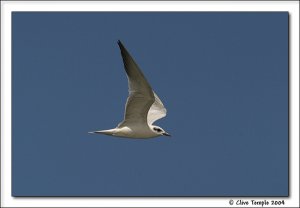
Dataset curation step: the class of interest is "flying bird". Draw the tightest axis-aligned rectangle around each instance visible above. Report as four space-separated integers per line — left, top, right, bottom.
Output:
89 40 170 138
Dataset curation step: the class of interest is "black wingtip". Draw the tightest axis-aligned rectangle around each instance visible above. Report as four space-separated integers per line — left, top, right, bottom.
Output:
118 40 128 55
117 40 124 48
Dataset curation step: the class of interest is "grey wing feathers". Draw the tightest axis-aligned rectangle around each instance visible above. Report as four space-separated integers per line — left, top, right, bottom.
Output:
117 40 154 96
117 40 155 127
118 93 154 127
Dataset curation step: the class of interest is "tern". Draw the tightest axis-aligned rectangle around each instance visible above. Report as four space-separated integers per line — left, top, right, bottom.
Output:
89 40 170 138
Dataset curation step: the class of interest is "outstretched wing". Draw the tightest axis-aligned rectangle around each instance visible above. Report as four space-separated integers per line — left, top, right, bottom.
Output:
117 40 155 127
147 92 167 125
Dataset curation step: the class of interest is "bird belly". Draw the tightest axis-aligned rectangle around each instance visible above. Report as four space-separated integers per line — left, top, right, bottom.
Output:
115 126 158 139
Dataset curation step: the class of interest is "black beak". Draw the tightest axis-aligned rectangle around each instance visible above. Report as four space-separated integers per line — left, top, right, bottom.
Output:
163 132 171 137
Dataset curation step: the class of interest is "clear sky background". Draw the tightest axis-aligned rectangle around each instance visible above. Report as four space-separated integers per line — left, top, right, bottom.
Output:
12 12 288 196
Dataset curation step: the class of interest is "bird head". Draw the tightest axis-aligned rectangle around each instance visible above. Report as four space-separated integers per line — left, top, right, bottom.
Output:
152 126 171 137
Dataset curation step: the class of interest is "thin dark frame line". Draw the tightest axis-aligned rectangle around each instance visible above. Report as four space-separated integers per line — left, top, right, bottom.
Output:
1 0 300 1
5 11 291 200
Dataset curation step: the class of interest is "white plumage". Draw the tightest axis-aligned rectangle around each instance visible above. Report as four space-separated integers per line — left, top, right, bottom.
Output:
89 40 170 139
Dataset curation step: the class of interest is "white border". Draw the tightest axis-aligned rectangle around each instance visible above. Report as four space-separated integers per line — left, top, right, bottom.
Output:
1 1 299 207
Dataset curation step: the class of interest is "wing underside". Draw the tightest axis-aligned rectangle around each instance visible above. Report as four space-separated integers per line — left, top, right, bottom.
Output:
147 92 167 125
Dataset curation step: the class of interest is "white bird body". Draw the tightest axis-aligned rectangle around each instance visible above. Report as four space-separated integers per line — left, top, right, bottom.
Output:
89 40 170 139
94 125 157 139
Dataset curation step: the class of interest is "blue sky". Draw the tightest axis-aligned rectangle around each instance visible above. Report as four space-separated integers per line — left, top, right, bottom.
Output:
12 12 288 196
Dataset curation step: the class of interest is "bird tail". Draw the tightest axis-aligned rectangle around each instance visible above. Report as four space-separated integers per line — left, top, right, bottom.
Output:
88 129 116 136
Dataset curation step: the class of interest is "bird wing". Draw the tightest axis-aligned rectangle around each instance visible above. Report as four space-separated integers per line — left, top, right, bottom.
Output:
147 92 167 125
117 40 155 127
